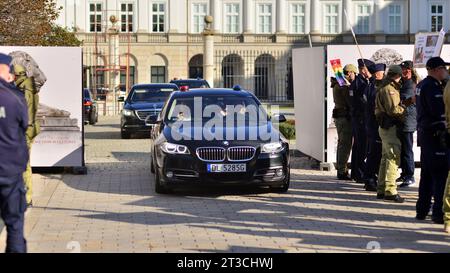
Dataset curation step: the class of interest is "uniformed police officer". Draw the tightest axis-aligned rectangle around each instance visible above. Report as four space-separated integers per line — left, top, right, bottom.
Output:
14 64 40 207
363 63 386 192
332 64 357 180
397 61 418 188
443 80 450 234
375 65 408 203
349 59 375 183
0 53 28 253
416 57 450 224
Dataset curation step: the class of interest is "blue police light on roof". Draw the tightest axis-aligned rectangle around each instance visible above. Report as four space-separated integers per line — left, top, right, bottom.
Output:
233 85 242 91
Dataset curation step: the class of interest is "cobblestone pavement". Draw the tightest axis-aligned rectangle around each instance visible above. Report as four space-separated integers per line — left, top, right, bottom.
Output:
1 116 449 253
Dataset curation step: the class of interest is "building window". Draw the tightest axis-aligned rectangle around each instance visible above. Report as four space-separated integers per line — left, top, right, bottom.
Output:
120 66 136 88
89 3 102 32
430 4 443 32
192 3 208 33
257 4 273 34
152 3 166 32
151 66 166 83
388 4 402 34
291 3 306 34
324 4 339 34
225 3 240 33
355 4 370 34
121 3 134 32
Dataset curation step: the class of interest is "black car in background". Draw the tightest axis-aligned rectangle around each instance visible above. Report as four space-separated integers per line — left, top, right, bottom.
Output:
84 88 98 125
170 78 210 90
120 83 179 139
149 88 290 194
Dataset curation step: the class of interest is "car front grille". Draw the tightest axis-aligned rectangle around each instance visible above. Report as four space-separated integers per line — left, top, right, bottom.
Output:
227 147 256 161
135 109 160 121
196 146 256 162
196 147 226 162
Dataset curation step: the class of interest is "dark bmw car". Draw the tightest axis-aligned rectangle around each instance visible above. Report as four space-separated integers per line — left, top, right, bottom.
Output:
120 84 179 139
149 87 290 194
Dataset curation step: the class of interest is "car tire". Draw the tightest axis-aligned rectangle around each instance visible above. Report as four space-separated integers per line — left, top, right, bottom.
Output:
154 167 171 194
271 168 290 193
121 131 131 139
89 112 96 125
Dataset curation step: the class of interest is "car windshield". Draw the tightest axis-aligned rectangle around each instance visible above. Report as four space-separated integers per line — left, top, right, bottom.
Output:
129 86 177 102
173 81 209 89
166 95 267 124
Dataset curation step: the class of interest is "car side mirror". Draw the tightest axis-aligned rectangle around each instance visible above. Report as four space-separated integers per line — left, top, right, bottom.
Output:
272 114 287 123
118 97 125 102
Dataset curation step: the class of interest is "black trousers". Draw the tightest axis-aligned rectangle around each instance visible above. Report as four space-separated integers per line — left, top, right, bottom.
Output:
364 131 382 181
0 174 27 253
399 131 415 180
351 116 367 181
417 132 449 219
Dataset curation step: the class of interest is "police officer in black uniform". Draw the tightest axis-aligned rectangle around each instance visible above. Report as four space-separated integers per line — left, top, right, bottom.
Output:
363 63 386 192
0 53 28 253
416 57 450 224
349 59 374 183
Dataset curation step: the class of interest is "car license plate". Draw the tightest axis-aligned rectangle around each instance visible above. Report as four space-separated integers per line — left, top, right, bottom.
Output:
207 164 246 173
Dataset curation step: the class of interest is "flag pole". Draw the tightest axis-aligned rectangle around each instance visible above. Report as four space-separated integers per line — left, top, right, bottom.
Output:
344 9 368 71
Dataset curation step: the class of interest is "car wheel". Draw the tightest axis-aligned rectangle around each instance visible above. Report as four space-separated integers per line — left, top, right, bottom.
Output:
154 167 170 194
121 130 131 139
89 112 96 125
271 168 290 193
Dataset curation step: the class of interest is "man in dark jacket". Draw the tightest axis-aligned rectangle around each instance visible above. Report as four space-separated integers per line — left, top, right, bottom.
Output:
349 59 374 183
0 53 29 253
363 63 386 192
397 61 418 187
416 57 450 224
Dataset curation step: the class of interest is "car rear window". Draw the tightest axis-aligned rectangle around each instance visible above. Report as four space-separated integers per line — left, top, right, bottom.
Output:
172 81 210 89
129 86 177 102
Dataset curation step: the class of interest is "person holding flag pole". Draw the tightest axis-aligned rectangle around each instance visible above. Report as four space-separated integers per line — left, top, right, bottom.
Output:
344 9 373 184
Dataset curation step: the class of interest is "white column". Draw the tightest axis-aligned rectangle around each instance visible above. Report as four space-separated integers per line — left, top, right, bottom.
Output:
310 0 321 34
137 0 148 32
244 0 254 33
276 0 287 33
212 0 221 32
374 0 384 33
203 34 215 87
169 0 181 32
342 0 351 33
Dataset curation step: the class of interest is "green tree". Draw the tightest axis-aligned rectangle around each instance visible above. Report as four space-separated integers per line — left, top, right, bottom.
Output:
0 0 81 46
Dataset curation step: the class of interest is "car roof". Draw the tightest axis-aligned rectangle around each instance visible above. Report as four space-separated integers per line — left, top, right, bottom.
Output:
131 83 179 89
171 88 254 98
171 79 207 82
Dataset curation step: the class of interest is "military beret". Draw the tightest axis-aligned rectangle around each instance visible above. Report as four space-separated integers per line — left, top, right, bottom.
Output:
368 63 386 74
387 65 403 76
343 64 358 74
357 58 375 68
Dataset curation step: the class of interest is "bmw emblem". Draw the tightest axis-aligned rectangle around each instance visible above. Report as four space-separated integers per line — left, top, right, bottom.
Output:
223 141 229 146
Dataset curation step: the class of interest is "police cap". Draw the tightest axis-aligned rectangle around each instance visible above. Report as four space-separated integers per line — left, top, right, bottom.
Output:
357 59 375 68
426 57 450 70
368 63 386 74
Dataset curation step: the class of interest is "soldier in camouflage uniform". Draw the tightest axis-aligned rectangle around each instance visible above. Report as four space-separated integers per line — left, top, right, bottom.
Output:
14 64 40 207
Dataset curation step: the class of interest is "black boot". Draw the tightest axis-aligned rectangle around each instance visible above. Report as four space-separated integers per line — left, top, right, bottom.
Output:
384 194 405 203
364 179 377 192
337 172 352 181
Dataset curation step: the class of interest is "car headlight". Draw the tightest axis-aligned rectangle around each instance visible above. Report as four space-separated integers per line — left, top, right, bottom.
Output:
261 142 285 154
160 142 190 155
123 109 134 116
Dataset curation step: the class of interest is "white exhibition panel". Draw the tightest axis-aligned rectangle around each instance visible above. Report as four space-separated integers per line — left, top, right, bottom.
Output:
0 47 83 167
293 47 325 162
